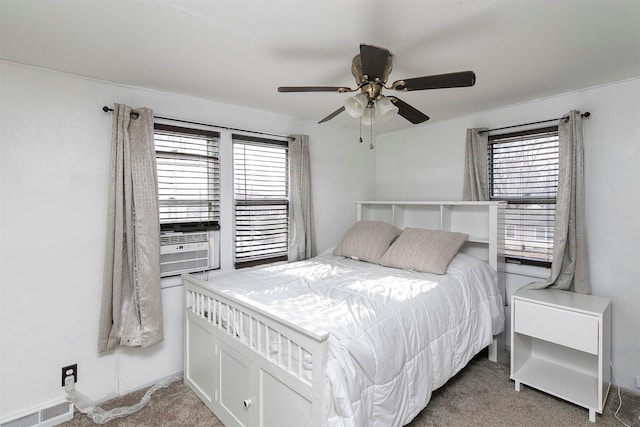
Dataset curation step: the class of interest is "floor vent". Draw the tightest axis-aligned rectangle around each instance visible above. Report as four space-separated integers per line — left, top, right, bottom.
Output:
1 401 72 427
40 402 70 422
1 412 39 427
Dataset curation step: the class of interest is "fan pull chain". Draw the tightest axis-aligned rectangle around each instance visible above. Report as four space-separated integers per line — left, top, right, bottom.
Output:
369 108 374 149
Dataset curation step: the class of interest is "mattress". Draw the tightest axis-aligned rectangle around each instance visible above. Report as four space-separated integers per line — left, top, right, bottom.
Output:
198 250 504 427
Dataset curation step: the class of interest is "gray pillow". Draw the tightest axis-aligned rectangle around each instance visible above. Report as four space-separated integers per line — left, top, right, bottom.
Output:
333 221 401 264
378 228 469 274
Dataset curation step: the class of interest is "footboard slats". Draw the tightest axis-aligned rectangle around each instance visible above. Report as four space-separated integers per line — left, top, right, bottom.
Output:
184 275 329 427
298 345 304 378
185 278 328 387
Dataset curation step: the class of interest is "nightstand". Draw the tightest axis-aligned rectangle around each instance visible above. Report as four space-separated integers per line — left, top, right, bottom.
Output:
510 288 611 422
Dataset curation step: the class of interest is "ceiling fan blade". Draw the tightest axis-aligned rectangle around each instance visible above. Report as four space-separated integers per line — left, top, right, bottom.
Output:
278 86 351 93
318 106 345 124
360 44 390 81
392 71 476 91
389 97 430 124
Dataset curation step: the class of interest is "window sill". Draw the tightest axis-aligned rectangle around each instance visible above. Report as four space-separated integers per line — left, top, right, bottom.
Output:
160 269 223 289
505 262 550 279
160 274 185 289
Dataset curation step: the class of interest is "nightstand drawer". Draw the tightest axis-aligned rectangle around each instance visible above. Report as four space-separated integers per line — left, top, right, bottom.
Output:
514 299 599 354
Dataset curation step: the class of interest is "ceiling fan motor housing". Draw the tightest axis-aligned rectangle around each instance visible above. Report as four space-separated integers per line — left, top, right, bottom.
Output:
351 53 393 102
278 43 474 125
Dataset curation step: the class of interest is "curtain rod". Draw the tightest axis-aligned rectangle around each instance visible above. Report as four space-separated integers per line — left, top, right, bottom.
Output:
478 111 591 134
102 106 292 140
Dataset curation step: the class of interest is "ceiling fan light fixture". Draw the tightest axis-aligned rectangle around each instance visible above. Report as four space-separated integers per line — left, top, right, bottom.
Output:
360 106 376 125
279 44 473 126
344 93 369 118
375 96 399 122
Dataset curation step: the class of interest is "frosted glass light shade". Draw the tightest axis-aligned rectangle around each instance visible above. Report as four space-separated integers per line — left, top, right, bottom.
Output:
375 96 399 122
344 93 369 118
360 106 376 125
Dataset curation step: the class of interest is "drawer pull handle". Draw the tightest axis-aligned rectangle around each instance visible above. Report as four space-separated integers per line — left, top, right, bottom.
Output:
243 399 251 408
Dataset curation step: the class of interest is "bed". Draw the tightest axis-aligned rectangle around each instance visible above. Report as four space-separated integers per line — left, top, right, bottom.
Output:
183 201 506 427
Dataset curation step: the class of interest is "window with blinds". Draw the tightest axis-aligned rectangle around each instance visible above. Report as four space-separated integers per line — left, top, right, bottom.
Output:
233 135 289 268
154 123 220 231
488 126 559 265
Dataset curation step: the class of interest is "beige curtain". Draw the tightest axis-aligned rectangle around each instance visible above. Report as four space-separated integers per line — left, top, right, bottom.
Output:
527 111 591 293
462 128 489 201
98 103 163 353
288 134 315 261
463 113 590 294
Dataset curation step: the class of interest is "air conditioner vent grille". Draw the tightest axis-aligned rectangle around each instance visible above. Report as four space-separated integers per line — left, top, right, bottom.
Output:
160 258 209 275
161 232 208 245
160 231 216 277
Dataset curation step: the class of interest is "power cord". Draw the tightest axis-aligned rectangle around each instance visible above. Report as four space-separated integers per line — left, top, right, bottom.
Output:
64 375 76 393
610 362 632 427
64 374 181 424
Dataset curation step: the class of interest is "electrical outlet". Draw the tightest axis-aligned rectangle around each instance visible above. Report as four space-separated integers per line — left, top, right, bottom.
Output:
635 376 640 388
61 364 77 387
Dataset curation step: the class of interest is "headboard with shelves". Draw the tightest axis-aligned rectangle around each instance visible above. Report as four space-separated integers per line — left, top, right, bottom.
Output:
355 200 506 300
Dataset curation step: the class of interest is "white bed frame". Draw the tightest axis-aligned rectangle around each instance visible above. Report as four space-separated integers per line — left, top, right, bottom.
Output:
183 201 506 427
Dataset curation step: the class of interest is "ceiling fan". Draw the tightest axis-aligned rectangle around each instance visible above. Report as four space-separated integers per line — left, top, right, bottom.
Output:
278 44 476 125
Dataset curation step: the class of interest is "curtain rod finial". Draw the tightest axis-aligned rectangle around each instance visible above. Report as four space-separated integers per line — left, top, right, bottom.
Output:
103 106 113 112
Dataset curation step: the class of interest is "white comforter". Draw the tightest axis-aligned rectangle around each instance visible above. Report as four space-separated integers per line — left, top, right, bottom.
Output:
202 251 504 427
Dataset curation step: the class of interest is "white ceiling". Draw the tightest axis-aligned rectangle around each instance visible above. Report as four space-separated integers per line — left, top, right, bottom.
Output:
1 0 639 132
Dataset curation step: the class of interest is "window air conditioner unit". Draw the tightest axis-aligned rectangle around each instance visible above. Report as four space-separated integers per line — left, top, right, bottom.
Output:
160 230 220 277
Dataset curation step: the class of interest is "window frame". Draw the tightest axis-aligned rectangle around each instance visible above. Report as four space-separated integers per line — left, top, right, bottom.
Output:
232 134 289 269
488 125 559 267
153 123 221 233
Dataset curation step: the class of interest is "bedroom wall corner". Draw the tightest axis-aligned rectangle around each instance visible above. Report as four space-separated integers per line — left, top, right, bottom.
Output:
0 61 119 420
0 61 374 420
374 78 640 392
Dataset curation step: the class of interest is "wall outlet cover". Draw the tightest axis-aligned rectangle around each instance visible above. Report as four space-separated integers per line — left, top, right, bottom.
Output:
61 364 77 387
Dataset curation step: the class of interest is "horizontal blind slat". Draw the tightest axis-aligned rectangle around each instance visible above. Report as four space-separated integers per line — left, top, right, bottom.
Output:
233 137 289 266
489 127 559 263
154 125 220 226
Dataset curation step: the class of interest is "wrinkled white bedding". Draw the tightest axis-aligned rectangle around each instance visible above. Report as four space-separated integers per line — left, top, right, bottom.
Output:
201 251 504 427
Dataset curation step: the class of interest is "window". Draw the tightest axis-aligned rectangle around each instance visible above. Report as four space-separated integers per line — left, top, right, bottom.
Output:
154 124 220 231
233 135 289 268
488 126 559 266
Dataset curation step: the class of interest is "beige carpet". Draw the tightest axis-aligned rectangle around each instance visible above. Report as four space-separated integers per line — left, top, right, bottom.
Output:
61 351 639 427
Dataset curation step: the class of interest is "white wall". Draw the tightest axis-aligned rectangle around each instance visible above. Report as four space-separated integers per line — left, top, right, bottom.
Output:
2 59 637 421
375 78 640 392
0 62 374 419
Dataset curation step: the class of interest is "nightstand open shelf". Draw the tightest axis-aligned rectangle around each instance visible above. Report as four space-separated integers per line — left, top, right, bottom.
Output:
510 289 611 423
513 340 599 408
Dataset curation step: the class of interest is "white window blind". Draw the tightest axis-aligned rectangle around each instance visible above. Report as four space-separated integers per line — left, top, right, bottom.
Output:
489 126 559 265
233 135 289 268
154 124 220 231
